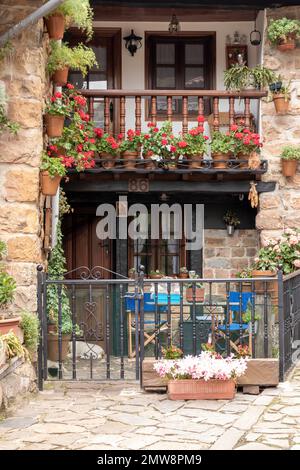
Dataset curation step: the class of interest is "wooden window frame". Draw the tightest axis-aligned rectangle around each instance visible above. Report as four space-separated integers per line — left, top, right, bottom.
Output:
145 31 216 121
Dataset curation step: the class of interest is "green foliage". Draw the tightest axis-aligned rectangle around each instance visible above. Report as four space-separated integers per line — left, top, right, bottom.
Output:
267 17 300 45
0 41 13 63
211 131 234 154
223 210 240 227
224 64 276 91
280 146 300 161
41 152 66 178
236 267 252 278
0 241 6 261
162 345 183 359
47 222 73 335
59 189 73 217
55 0 94 41
1 331 28 360
0 271 16 308
269 75 291 101
47 41 97 77
0 83 20 135
20 311 40 353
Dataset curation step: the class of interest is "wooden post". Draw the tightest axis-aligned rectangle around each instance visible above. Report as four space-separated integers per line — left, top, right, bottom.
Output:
135 96 141 133
151 96 157 125
167 96 172 122
213 97 220 131
244 97 251 129
182 96 188 135
120 96 126 137
104 97 110 134
229 97 235 128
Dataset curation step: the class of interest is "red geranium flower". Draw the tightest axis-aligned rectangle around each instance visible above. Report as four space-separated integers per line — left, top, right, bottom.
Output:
66 83 75 89
178 141 187 148
197 116 205 123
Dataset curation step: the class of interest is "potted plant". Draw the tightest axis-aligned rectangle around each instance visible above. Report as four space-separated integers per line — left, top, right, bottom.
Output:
179 267 189 279
230 125 262 169
185 271 205 302
267 17 300 51
153 351 248 400
223 210 240 236
45 91 70 137
40 152 66 196
142 121 178 170
128 267 136 279
236 267 253 293
0 85 20 135
242 304 260 335
211 131 234 168
0 240 20 337
45 11 65 40
119 129 142 169
97 133 119 169
280 145 300 177
224 64 276 91
176 117 209 169
161 345 184 359
269 77 291 114
47 41 97 86
20 311 39 362
1 331 27 361
46 222 76 362
149 269 165 279
45 0 94 41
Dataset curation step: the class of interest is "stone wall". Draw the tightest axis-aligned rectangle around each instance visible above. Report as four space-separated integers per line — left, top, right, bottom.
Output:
258 6 300 244
203 229 259 279
0 1 48 315
0 359 37 413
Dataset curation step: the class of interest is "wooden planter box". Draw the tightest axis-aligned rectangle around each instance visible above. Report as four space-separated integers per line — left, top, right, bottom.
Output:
237 358 279 387
168 379 236 400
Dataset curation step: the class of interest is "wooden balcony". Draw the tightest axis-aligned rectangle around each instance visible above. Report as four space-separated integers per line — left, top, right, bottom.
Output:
65 89 274 195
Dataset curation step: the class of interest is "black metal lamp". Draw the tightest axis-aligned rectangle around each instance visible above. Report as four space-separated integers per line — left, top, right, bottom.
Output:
168 14 180 33
250 15 262 46
123 29 142 56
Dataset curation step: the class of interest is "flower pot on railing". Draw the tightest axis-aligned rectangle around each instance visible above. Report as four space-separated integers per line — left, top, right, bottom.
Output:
168 378 236 400
100 152 115 169
178 273 189 279
186 287 205 303
47 333 71 362
41 171 61 196
122 150 138 169
282 159 297 177
45 13 65 40
52 67 69 86
188 154 202 169
45 114 65 138
212 152 229 169
273 94 290 114
144 159 156 170
237 152 249 169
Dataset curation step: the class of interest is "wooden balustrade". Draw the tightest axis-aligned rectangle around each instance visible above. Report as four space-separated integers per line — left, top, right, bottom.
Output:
81 89 267 135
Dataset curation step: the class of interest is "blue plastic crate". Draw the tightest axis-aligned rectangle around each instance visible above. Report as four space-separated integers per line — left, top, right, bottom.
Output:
155 293 181 305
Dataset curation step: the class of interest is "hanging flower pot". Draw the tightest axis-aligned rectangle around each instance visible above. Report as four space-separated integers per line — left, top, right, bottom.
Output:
226 225 235 236
277 37 296 52
188 154 203 169
41 171 62 196
282 159 298 177
273 94 290 114
45 114 65 138
52 67 69 86
212 152 230 169
122 150 138 169
45 13 65 40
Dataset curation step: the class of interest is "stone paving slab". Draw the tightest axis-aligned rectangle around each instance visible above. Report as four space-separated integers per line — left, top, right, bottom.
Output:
0 364 300 450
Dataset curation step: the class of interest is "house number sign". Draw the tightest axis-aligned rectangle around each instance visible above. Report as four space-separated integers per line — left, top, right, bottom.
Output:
128 178 149 192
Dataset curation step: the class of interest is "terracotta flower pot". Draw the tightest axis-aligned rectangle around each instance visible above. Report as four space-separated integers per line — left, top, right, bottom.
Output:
100 152 115 169
122 151 138 169
41 171 61 196
45 114 65 138
179 273 189 279
168 379 236 400
251 270 277 298
282 159 298 177
149 274 163 279
273 94 290 114
45 13 65 40
144 159 156 170
0 317 21 337
52 67 69 86
277 38 296 52
237 152 249 169
186 287 205 303
188 154 203 169
212 152 230 169
47 333 71 362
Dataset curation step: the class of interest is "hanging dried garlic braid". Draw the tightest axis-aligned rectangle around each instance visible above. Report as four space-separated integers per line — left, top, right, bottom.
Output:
248 181 258 208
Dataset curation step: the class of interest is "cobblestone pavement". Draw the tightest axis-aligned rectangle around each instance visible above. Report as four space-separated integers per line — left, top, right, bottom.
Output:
1 365 300 450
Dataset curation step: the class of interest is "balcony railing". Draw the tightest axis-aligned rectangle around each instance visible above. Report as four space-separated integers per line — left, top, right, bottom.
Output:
81 89 267 135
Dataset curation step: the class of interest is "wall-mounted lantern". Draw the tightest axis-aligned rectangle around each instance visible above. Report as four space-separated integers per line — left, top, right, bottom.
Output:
123 30 142 56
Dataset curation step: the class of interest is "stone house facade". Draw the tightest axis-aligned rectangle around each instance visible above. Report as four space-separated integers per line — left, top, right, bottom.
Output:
0 1 299 314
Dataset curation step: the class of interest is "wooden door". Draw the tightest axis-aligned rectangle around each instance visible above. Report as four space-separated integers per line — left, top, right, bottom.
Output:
63 213 113 351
